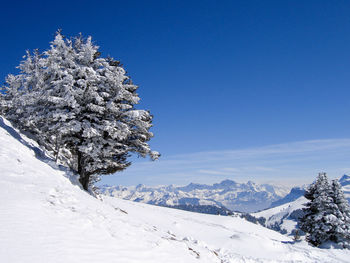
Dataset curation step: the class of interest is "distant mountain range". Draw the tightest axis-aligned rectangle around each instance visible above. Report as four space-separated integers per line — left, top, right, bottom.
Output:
101 175 350 215
100 179 290 213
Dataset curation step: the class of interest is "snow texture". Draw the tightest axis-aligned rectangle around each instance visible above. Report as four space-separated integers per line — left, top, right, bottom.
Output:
254 196 308 235
1 116 349 262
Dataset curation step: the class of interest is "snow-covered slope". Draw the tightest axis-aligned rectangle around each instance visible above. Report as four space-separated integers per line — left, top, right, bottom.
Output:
101 180 290 213
269 187 306 209
1 116 349 263
254 196 307 235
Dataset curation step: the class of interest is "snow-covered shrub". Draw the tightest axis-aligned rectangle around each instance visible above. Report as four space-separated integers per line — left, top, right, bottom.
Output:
1 31 159 191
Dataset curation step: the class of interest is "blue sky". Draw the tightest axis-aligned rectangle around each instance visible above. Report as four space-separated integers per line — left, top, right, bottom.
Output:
1 1 350 186
104 139 350 187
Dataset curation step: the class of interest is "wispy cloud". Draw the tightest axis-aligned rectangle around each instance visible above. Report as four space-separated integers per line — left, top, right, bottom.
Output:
101 139 350 187
198 169 234 176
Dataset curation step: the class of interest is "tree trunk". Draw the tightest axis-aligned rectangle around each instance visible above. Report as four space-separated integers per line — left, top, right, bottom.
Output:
77 151 90 191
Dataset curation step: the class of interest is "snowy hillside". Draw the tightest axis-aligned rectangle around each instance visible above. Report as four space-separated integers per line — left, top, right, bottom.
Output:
269 187 306 209
101 180 290 213
254 196 307 235
1 116 350 263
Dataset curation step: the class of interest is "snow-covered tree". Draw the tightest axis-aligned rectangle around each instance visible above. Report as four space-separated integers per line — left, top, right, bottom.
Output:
0 86 6 114
329 180 350 248
299 173 350 248
1 31 159 191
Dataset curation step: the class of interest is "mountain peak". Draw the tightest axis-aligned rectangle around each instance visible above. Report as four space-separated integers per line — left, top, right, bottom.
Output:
214 179 237 188
136 183 145 190
221 179 237 184
339 174 350 186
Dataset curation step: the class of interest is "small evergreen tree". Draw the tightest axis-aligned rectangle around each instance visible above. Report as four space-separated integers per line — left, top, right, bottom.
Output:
1 31 159 191
293 229 301 242
300 173 350 248
329 180 350 248
300 173 334 246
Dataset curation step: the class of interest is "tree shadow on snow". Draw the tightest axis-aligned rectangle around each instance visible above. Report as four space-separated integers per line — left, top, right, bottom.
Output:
0 116 47 160
0 116 81 188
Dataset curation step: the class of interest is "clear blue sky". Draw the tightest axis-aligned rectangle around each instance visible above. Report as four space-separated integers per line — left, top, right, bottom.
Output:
1 1 350 186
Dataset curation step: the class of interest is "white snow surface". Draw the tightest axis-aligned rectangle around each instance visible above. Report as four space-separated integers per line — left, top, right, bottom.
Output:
254 197 308 235
0 117 349 263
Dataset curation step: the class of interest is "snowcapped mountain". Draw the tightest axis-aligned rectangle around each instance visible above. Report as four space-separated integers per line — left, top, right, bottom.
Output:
1 116 350 262
339 174 350 186
101 180 290 213
102 175 347 216
339 174 350 202
267 174 350 210
269 186 306 209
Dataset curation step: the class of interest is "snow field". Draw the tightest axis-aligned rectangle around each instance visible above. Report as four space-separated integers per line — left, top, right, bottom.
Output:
0 117 349 262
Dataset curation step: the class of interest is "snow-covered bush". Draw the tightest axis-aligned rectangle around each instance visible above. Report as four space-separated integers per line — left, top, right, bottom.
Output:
1 31 159 191
299 173 350 248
